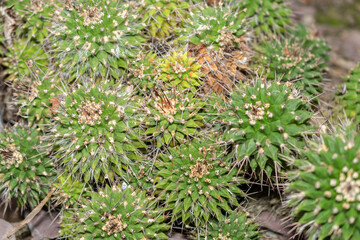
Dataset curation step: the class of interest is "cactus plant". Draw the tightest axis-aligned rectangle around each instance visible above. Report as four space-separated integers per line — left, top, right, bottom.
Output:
127 50 159 94
235 0 292 36
52 174 90 209
17 71 63 128
52 0 145 82
256 26 330 99
49 82 146 183
3 38 48 85
142 89 205 148
140 0 190 39
220 80 313 186
0 125 55 208
198 210 260 239
155 139 245 227
336 62 360 124
159 50 203 91
287 124 360 240
60 185 170 239
178 4 247 50
4 0 61 43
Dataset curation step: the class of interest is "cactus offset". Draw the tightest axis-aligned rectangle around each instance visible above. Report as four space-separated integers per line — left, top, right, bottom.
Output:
0 125 55 208
156 139 245 228
287 124 360 240
220 80 313 186
60 185 170 239
49 82 145 183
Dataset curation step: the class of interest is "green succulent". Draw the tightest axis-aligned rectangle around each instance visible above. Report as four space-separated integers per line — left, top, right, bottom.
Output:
52 174 90 209
156 139 245 228
159 50 203 91
127 50 159 95
177 4 246 50
198 210 260 239
220 80 313 186
0 125 55 208
50 82 146 183
287 124 360 240
336 62 360 124
17 71 63 128
235 0 292 35
3 38 48 84
60 185 170 239
141 0 190 39
52 0 145 82
142 89 205 148
256 26 330 99
4 0 61 43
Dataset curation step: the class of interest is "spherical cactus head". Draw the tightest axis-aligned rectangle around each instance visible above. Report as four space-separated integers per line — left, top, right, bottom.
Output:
178 4 247 50
159 49 203 92
199 210 261 239
143 89 205 148
257 26 330 100
155 139 245 228
51 81 145 184
52 0 145 82
0 125 55 209
221 80 313 187
287 123 360 240
60 185 170 239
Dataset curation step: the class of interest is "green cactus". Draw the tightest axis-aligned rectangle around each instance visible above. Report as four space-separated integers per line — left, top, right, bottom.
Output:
178 4 247 50
4 0 61 43
52 174 90 209
17 71 63 128
3 38 48 85
141 0 190 39
52 0 145 82
0 125 55 208
256 26 330 100
159 50 203 91
235 0 292 36
198 210 260 239
127 50 159 94
287 124 360 240
49 82 146 183
155 139 246 228
336 62 360 123
220 80 313 186
142 89 205 148
60 185 170 239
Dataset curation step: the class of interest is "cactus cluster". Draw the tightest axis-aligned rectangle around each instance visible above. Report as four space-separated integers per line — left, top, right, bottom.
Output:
0 126 55 208
256 25 330 99
50 82 145 183
52 0 145 81
0 0 349 239
142 89 205 148
287 124 360 240
140 0 190 39
156 140 245 227
336 63 360 123
235 0 292 35
199 210 260 240
219 81 313 186
61 185 170 239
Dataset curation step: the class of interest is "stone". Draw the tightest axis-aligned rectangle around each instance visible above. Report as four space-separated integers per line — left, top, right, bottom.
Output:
0 219 15 240
26 210 60 240
0 199 23 222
